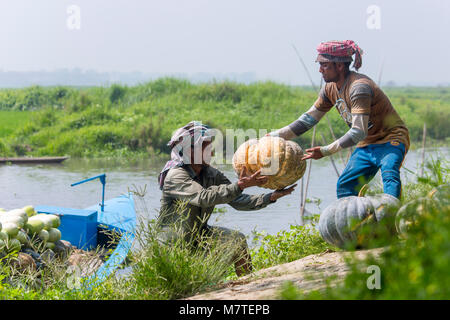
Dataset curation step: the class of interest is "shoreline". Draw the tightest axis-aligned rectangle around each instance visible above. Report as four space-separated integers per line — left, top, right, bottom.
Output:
186 248 384 300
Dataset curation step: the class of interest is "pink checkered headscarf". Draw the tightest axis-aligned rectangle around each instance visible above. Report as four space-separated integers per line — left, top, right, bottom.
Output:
316 40 363 71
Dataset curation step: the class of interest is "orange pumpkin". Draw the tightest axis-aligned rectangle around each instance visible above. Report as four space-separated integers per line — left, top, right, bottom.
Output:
232 136 307 190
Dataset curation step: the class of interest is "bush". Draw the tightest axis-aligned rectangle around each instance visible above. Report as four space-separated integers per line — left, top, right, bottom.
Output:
129 218 239 299
109 84 127 104
0 139 10 156
0 80 448 157
129 117 169 153
250 223 333 270
35 108 58 127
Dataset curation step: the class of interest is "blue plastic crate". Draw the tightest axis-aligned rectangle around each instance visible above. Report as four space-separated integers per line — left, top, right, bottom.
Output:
34 206 98 250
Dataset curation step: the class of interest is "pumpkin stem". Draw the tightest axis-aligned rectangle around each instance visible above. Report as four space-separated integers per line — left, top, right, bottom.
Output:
351 213 375 232
427 188 437 199
358 184 369 197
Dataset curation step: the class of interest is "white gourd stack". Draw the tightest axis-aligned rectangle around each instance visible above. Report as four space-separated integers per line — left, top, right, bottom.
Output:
0 205 62 255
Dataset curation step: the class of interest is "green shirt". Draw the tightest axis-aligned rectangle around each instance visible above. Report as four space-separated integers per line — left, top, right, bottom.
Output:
158 164 274 235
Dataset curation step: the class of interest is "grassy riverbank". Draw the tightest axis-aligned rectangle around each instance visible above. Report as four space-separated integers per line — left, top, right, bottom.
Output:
0 79 448 157
1 159 448 300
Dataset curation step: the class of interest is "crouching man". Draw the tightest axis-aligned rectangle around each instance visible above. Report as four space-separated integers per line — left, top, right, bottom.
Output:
157 121 296 276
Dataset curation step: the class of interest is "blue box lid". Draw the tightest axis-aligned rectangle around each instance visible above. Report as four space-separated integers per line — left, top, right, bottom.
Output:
35 205 97 220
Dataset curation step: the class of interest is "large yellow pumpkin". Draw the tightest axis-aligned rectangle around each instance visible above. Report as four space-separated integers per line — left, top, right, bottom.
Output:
232 136 307 190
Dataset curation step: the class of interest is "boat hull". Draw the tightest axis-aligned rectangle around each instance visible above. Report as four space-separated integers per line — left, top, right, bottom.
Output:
85 193 136 285
35 193 136 287
0 156 69 164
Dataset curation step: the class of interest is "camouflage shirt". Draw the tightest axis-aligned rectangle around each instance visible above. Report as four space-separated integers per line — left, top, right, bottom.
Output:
158 164 274 235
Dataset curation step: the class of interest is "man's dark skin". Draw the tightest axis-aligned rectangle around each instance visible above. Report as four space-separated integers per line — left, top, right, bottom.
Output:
189 140 296 275
302 61 350 161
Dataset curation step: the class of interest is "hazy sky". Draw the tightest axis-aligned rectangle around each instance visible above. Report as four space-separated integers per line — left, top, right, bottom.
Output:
0 0 449 85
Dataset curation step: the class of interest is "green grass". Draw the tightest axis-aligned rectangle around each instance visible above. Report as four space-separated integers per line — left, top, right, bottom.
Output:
0 111 35 155
0 111 33 138
0 79 448 157
250 221 334 271
127 218 241 299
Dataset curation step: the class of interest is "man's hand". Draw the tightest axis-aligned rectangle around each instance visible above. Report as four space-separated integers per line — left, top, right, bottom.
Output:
302 146 324 160
270 184 297 202
237 167 269 190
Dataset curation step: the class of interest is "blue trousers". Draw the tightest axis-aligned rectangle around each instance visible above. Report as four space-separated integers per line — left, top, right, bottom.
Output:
336 142 406 199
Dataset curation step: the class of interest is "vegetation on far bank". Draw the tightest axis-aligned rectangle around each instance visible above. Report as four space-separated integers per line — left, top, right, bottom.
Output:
0 79 448 158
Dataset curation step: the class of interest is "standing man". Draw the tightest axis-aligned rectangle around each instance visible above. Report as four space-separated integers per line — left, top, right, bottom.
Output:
270 40 409 199
158 121 296 276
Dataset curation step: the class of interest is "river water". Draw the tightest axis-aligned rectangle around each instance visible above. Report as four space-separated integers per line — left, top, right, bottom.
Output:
0 147 448 238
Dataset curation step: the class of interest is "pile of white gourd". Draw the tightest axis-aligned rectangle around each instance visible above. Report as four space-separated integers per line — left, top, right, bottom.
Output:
0 206 62 255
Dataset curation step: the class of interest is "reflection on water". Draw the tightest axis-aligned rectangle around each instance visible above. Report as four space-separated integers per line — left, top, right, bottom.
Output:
0 147 448 237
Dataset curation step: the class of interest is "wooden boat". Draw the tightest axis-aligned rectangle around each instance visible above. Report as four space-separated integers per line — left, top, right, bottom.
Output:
35 173 136 288
0 156 69 164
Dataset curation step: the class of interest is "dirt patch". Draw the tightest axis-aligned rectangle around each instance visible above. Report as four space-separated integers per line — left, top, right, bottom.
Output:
186 247 384 300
